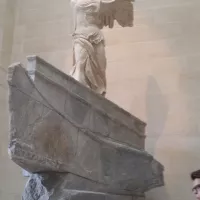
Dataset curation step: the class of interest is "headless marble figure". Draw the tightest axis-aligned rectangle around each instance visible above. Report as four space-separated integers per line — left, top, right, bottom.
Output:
70 0 107 96
70 0 134 96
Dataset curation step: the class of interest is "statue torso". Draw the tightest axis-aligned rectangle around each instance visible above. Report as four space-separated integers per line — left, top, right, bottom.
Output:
71 0 104 43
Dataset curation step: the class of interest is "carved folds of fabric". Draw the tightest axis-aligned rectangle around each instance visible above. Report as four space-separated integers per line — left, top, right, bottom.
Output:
71 34 106 95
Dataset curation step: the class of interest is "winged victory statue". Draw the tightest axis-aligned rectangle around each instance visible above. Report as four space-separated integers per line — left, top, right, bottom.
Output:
70 0 134 96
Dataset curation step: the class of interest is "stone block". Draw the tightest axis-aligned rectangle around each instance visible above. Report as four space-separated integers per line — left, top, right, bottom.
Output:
7 56 164 197
26 55 146 148
22 172 145 200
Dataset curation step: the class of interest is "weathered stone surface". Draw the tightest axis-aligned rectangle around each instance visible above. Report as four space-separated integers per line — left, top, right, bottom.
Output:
22 172 144 200
26 56 146 149
8 56 164 196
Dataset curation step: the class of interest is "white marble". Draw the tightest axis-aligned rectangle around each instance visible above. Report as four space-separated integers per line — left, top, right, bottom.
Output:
70 0 134 96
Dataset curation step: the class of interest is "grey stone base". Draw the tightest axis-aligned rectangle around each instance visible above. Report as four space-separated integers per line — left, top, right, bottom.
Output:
22 172 145 200
7 56 164 199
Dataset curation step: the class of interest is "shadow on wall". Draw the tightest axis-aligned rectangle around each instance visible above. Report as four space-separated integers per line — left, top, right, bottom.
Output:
131 2 200 200
145 75 169 155
179 56 200 136
145 76 170 200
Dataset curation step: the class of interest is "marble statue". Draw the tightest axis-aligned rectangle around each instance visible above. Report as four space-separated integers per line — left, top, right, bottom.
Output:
69 0 134 96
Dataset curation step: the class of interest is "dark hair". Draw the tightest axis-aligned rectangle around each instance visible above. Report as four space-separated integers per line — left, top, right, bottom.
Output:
191 170 200 180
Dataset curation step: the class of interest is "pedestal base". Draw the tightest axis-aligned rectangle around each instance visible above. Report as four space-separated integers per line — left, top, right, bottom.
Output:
23 172 145 200
7 56 164 200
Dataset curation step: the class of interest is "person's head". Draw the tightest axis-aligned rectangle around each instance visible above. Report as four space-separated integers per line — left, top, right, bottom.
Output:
191 170 200 199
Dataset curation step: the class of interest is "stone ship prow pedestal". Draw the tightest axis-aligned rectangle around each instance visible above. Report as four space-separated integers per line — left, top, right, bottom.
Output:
8 56 164 200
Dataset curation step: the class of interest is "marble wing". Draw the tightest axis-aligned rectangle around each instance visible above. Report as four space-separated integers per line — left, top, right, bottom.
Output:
99 0 134 28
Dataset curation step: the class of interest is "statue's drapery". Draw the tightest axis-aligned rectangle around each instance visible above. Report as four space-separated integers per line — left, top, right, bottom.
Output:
70 0 134 95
